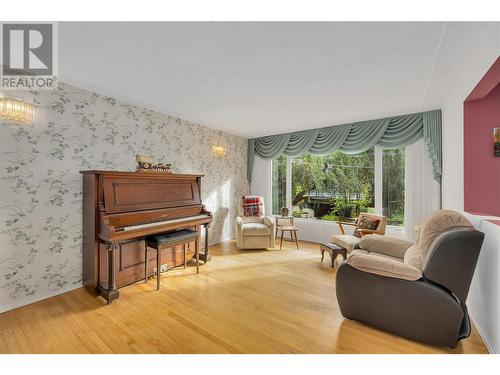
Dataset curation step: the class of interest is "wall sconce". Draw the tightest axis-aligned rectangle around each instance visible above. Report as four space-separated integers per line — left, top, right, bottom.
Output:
0 98 35 123
212 144 226 157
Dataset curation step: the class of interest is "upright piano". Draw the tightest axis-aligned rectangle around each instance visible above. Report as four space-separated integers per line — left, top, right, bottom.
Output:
80 170 213 303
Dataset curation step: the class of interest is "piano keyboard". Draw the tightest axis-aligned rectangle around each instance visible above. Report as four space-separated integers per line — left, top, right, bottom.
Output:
123 214 209 231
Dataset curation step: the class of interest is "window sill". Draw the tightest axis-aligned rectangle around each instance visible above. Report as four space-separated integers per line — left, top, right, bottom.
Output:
273 215 405 232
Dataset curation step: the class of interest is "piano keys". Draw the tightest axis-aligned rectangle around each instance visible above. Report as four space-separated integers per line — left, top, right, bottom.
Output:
122 214 209 231
80 170 213 304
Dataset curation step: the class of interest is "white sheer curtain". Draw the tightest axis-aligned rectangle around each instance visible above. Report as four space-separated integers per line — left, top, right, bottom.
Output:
404 138 441 241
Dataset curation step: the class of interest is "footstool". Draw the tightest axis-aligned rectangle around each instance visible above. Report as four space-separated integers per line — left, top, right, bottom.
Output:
320 242 347 268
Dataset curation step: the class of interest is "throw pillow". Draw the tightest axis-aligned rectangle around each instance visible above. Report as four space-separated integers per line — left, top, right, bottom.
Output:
353 217 380 238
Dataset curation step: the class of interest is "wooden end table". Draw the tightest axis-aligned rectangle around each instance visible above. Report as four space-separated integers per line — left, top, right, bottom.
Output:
276 217 299 250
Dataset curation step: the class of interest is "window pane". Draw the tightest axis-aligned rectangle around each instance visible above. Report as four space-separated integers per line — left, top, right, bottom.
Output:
291 149 375 221
271 156 287 215
382 148 405 226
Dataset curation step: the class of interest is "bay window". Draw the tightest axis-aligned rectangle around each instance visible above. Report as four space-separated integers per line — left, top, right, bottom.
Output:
271 156 287 215
271 146 405 227
382 148 405 226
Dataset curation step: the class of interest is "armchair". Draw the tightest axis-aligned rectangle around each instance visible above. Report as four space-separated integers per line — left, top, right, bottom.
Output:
331 213 387 253
235 196 276 249
336 210 484 348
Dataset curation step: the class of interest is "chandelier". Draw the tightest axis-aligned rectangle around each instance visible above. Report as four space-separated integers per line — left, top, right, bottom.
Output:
0 98 35 123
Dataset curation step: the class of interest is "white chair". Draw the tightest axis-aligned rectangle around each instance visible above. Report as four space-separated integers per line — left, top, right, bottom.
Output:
235 197 276 249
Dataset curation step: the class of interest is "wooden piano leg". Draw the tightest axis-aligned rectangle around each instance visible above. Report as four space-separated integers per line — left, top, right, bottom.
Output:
99 241 119 304
144 242 148 283
156 248 160 291
204 224 209 263
199 223 211 263
183 243 187 269
196 228 200 274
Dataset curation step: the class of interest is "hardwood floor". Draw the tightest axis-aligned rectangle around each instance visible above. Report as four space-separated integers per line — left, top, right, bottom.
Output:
0 240 488 354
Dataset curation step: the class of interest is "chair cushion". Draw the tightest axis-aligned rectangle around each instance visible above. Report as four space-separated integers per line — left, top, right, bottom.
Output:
399 210 474 270
242 216 264 224
242 222 271 236
417 210 473 260
146 229 198 246
359 234 413 259
403 244 423 270
358 213 387 233
278 226 296 231
347 251 422 281
350 249 403 262
353 216 380 238
330 234 361 251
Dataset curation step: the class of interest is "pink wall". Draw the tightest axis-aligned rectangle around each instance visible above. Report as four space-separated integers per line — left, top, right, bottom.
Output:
464 58 500 215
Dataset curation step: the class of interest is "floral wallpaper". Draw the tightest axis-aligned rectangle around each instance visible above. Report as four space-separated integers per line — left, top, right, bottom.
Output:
0 83 248 310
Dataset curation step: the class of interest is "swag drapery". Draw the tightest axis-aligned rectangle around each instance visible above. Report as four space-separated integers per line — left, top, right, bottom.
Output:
247 110 442 183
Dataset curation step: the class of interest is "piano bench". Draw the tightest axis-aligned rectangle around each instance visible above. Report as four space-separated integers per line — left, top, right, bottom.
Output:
145 229 200 290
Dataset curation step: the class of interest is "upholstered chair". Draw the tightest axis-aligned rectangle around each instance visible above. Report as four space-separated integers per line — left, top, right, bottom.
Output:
330 213 387 253
336 210 484 348
235 197 276 249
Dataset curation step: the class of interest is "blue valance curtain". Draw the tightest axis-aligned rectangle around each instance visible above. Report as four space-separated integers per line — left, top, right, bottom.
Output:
247 109 442 182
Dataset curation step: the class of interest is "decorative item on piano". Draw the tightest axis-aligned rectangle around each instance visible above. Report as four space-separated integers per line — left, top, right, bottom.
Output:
136 154 172 173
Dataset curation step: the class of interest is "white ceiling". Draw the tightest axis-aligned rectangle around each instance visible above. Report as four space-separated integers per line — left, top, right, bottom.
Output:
58 22 485 138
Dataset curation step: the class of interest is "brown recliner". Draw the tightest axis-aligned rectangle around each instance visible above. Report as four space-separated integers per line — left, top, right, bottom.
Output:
336 210 484 348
